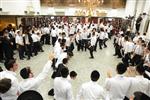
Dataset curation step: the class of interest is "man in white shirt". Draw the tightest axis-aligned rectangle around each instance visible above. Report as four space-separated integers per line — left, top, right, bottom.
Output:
123 36 135 67
51 26 57 47
31 31 40 56
127 65 150 98
133 32 140 44
77 70 105 100
0 60 19 100
19 53 54 93
81 28 89 51
104 62 131 100
88 32 97 59
131 38 143 66
44 26 50 45
99 28 105 49
54 67 74 100
15 30 24 60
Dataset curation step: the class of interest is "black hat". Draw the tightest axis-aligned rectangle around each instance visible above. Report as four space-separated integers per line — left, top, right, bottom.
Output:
17 90 43 100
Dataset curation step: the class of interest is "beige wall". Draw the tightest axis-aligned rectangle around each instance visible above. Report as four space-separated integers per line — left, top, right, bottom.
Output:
0 17 16 31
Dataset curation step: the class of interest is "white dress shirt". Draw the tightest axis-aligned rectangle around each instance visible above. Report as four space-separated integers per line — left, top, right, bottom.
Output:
51 29 57 37
0 71 19 100
43 27 50 34
19 61 52 93
31 34 40 42
104 32 108 39
104 75 131 100
76 81 105 100
133 36 139 43
126 76 150 97
54 44 62 59
99 32 105 40
55 52 67 68
124 41 135 54
81 31 88 40
15 35 23 45
54 77 74 100
134 45 143 55
91 36 97 46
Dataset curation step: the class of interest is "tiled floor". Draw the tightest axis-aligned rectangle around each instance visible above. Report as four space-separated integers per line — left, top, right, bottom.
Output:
0 39 121 100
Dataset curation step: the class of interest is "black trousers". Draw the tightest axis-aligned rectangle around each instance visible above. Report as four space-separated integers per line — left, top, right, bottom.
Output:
122 53 131 67
18 45 24 59
25 44 32 59
45 34 50 44
40 34 46 44
103 38 108 48
136 23 140 32
116 45 122 57
82 39 88 51
94 38 99 51
131 54 142 66
77 40 83 51
37 41 43 51
99 39 103 49
0 43 4 61
89 46 94 58
52 37 57 47
33 42 38 55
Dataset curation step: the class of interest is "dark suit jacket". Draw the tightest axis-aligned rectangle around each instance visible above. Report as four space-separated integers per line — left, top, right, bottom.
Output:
55 63 67 77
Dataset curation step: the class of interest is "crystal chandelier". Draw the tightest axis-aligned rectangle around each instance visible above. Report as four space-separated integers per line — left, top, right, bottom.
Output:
75 0 104 16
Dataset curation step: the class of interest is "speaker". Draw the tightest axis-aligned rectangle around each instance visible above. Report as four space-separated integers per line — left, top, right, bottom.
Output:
24 11 27 14
0 8 2 11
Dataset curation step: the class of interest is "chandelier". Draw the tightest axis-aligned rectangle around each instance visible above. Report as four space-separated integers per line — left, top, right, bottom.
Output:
75 0 105 16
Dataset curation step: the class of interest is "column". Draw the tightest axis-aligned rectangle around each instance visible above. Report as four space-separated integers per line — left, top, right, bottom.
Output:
125 0 137 16
147 22 150 39
139 0 150 33
132 0 146 33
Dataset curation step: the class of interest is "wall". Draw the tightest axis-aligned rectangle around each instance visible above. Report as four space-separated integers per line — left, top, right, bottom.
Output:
0 0 126 17
0 0 41 15
106 8 125 18
0 16 16 31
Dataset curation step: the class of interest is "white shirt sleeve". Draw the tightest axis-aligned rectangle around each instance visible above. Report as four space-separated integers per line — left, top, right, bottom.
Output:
29 60 52 88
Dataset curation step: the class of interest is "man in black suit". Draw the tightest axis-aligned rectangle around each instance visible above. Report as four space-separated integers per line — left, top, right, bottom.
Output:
0 31 4 62
2 31 14 62
136 14 143 32
55 58 68 77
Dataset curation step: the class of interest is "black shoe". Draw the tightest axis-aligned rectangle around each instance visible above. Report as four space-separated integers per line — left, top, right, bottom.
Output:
117 56 122 58
48 89 54 96
113 54 117 56
20 58 24 60
27 58 30 60
40 50 44 52
89 57 94 59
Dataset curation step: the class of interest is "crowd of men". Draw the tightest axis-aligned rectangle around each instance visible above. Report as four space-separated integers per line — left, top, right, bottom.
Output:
0 18 150 100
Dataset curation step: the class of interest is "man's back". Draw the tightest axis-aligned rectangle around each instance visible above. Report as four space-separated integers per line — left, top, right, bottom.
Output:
77 81 105 100
54 77 73 100
105 75 131 100
127 76 150 97
0 71 18 100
